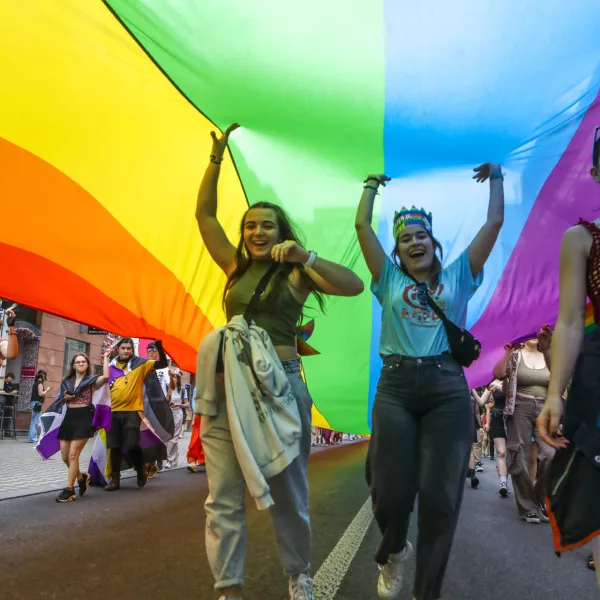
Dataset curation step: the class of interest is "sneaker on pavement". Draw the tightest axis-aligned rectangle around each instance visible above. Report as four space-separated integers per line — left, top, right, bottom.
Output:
146 464 158 480
78 472 91 497
499 483 509 498
55 487 76 503
524 512 541 524
289 573 314 600
187 464 197 473
475 464 484 473
538 502 550 523
377 540 413 599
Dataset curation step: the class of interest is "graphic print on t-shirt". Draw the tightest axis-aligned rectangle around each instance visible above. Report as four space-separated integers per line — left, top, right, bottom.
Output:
401 283 446 330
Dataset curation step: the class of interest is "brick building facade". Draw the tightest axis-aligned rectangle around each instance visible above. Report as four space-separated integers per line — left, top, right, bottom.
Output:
2 302 191 433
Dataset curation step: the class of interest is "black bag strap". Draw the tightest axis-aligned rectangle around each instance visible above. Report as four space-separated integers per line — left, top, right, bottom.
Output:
243 262 280 324
404 270 451 325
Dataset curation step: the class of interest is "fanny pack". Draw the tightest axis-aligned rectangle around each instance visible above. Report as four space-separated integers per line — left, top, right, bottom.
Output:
406 273 481 368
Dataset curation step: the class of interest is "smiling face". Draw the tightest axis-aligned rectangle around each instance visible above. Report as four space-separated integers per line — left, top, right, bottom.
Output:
396 224 435 274
243 207 281 260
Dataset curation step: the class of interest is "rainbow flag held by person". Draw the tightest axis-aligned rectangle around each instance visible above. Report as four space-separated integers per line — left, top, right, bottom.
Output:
3 1 600 434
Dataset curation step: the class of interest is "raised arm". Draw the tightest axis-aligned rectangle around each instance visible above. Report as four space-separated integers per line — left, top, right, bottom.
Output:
493 344 514 380
538 226 589 447
468 163 505 278
355 175 391 284
153 340 169 370
0 309 18 360
195 124 240 275
95 349 111 387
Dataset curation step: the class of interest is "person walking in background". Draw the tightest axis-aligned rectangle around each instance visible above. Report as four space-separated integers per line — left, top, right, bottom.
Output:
165 370 189 469
54 350 110 503
29 370 50 443
186 386 205 473
493 330 553 525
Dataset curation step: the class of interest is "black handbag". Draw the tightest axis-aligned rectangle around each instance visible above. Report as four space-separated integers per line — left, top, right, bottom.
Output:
407 275 481 367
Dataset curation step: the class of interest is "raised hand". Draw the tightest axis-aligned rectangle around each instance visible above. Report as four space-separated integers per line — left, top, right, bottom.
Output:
5 309 16 327
473 163 501 183
210 123 240 161
364 174 391 187
537 324 553 351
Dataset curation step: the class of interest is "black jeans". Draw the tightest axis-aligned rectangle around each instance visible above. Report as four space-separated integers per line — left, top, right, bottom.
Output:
106 411 144 477
366 353 473 600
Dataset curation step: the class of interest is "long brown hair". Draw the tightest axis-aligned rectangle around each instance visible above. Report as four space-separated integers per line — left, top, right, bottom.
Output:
66 353 92 380
391 231 444 287
223 202 325 317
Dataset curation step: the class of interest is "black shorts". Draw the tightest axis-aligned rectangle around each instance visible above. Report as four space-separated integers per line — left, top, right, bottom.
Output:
106 411 141 450
57 406 95 441
490 411 506 440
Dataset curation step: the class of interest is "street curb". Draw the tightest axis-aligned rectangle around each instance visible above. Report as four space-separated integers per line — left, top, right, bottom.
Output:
0 462 194 502
0 438 367 502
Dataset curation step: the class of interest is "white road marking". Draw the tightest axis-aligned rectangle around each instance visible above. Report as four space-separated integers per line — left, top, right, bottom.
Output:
313 496 374 600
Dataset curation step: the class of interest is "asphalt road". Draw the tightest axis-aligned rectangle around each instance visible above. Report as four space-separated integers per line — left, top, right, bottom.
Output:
0 441 597 599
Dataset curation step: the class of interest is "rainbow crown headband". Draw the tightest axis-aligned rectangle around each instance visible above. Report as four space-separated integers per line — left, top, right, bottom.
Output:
393 206 433 238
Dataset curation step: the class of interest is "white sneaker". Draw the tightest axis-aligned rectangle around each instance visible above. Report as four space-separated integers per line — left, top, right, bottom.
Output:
377 540 413 599
289 573 314 600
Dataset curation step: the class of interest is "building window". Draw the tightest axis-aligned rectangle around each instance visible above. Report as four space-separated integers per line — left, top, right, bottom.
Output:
63 338 89 377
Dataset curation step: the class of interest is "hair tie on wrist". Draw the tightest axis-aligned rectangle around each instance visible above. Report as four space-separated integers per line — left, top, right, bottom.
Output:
490 172 504 180
210 154 223 165
364 184 379 194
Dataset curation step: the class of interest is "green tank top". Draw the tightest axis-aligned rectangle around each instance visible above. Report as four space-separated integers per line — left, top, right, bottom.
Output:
225 261 304 346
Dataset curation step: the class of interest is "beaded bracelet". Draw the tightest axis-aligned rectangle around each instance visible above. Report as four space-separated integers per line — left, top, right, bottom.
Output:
364 184 379 193
490 172 504 180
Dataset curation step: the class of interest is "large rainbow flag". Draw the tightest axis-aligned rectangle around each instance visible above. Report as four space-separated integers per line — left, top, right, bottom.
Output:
2 1 600 434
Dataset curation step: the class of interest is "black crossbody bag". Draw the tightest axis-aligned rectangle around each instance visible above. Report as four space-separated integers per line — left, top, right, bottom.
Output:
406 273 482 367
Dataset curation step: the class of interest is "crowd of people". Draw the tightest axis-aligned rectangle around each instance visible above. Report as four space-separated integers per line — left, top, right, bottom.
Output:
1 122 599 600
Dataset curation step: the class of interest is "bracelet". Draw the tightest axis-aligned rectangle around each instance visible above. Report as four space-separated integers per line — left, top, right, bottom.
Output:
364 185 379 194
490 172 504 180
365 176 381 185
304 250 317 269
210 154 223 165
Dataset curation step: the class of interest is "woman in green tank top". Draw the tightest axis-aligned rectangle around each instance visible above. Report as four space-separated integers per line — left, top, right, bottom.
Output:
195 123 363 600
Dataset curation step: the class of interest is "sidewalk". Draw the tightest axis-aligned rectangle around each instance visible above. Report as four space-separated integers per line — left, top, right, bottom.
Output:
0 431 194 501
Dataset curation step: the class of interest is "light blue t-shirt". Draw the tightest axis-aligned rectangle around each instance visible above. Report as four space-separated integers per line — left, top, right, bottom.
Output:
371 250 483 358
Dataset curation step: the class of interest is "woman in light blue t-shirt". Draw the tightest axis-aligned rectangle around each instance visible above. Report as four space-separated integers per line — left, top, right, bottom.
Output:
355 164 504 600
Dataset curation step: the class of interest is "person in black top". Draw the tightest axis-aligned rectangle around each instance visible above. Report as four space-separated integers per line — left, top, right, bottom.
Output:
2 372 18 436
29 370 51 443
485 380 509 498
